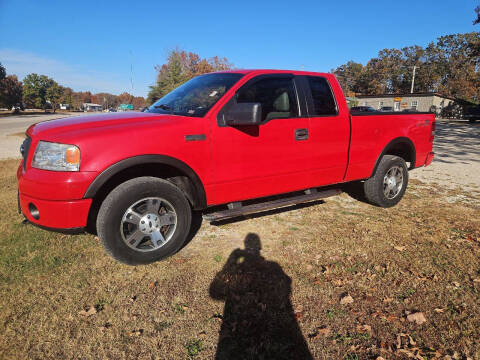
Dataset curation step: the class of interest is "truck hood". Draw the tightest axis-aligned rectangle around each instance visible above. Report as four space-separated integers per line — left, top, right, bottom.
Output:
27 112 175 138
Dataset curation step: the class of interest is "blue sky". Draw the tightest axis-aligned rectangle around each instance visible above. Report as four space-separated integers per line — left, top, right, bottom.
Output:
0 0 478 97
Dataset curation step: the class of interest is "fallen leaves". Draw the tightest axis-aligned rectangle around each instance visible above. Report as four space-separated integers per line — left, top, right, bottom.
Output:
397 332 416 348
78 306 97 317
309 326 331 339
340 294 354 305
321 264 335 275
394 245 406 252
371 310 399 323
406 312 426 325
175 303 189 314
392 332 445 359
332 279 347 287
356 324 372 334
294 305 304 319
98 322 112 332
129 329 144 337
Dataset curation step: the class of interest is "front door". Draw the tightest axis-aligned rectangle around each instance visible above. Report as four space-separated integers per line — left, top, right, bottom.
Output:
210 75 311 205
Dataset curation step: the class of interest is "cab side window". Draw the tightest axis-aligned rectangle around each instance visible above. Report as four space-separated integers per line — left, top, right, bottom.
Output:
307 76 337 116
237 77 299 122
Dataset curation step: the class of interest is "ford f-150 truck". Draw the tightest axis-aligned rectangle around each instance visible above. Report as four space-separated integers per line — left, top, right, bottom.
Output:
17 70 435 265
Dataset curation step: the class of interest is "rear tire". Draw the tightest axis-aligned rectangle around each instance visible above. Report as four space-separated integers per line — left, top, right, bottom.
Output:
96 177 192 265
364 155 408 208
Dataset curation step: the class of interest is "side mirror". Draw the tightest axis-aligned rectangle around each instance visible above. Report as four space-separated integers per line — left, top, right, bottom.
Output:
225 102 262 126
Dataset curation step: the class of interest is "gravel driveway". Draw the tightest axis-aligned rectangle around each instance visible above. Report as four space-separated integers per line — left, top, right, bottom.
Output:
409 120 480 192
1 114 478 191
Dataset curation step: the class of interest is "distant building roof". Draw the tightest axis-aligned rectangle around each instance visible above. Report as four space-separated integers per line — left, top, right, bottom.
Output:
356 92 455 100
83 103 102 106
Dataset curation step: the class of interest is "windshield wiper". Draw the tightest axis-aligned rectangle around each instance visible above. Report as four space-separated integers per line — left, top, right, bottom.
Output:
154 104 174 114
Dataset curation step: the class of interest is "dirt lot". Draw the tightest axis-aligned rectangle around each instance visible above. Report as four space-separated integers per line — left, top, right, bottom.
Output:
0 120 479 359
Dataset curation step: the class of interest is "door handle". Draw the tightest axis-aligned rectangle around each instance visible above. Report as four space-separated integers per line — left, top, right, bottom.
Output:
295 128 309 141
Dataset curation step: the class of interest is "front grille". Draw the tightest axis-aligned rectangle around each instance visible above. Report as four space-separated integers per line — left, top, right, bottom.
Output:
21 136 32 170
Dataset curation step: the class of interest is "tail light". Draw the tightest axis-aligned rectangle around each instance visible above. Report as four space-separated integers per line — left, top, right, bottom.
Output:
430 119 436 142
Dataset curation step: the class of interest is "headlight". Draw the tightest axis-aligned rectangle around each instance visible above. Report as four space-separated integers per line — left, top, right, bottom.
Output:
32 141 80 171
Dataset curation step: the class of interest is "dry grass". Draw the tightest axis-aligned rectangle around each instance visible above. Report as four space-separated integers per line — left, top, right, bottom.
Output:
1 159 479 359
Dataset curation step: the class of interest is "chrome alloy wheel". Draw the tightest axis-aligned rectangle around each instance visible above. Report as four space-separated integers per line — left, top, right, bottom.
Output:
383 166 404 199
120 197 177 252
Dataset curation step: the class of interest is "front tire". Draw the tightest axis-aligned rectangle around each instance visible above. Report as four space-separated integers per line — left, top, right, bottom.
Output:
96 177 192 265
364 155 409 208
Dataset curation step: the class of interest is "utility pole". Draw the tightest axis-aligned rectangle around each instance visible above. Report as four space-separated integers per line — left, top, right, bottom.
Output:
410 65 416 94
130 50 134 94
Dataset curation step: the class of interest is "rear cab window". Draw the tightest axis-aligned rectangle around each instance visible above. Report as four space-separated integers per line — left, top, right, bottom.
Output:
304 76 338 116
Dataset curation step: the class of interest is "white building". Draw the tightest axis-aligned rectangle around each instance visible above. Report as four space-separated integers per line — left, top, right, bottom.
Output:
356 93 455 115
83 103 103 112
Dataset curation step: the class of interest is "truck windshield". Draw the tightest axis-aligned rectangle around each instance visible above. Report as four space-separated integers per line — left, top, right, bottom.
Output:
148 73 244 117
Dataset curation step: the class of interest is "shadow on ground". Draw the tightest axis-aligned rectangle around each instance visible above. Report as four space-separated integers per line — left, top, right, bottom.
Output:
209 233 313 360
433 121 480 164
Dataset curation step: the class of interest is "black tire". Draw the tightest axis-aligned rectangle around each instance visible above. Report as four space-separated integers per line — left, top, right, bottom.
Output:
96 177 192 265
363 155 409 208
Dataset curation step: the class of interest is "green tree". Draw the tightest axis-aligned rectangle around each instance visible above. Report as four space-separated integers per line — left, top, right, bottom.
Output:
46 82 64 113
332 32 480 102
332 61 364 95
60 87 74 108
0 63 6 81
92 92 118 110
0 74 23 112
434 32 480 101
147 49 233 105
71 91 92 110
0 63 23 111
23 73 54 110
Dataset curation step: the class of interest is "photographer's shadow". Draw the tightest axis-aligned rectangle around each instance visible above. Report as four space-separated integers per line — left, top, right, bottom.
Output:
209 233 312 360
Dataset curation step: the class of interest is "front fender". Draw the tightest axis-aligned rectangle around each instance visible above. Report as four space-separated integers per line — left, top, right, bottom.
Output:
83 154 207 209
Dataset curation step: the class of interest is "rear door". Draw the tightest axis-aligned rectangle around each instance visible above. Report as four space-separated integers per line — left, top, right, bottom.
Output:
298 75 350 186
210 74 311 204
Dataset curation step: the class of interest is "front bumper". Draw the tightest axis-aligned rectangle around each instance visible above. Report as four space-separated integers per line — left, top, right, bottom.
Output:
17 163 95 230
19 192 92 230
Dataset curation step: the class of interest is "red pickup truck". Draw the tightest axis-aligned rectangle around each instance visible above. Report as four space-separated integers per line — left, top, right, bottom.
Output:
17 70 435 265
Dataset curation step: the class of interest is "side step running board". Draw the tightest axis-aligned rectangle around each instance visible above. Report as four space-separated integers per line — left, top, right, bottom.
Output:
203 188 341 222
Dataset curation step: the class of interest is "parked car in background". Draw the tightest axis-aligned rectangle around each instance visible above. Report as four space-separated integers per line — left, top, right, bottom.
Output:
463 105 480 123
379 106 394 112
350 106 377 113
402 108 418 113
17 69 435 265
